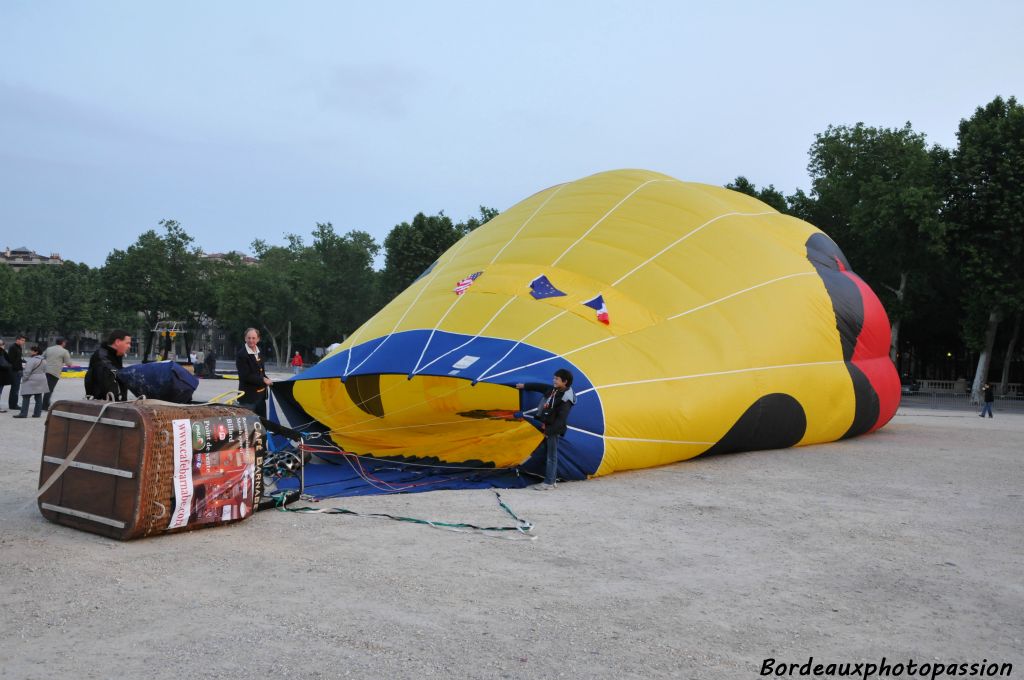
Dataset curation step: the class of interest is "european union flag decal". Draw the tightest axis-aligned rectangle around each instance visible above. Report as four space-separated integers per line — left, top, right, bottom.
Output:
529 274 567 299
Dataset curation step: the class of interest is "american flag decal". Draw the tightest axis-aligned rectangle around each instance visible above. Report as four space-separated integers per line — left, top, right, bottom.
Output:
454 271 483 295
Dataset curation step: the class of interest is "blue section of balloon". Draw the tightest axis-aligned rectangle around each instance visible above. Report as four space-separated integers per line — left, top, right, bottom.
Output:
284 329 605 480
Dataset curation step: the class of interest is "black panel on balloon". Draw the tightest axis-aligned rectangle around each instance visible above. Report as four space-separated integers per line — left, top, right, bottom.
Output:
805 233 863 361
841 362 880 439
703 393 807 456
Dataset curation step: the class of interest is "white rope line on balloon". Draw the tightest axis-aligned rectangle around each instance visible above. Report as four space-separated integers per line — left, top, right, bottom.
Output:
475 205 777 382
574 360 847 397
481 268 815 382
666 271 817 320
566 425 713 446
410 291 468 376
404 184 566 380
611 210 777 286
488 183 567 265
342 325 368 377
345 236 473 377
424 179 665 387
472 308 569 383
551 178 676 267
413 296 520 376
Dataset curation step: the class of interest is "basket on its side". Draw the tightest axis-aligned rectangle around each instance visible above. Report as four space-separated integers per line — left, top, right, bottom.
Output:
38 400 266 540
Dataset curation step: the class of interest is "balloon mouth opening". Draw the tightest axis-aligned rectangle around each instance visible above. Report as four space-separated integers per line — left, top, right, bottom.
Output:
292 372 542 467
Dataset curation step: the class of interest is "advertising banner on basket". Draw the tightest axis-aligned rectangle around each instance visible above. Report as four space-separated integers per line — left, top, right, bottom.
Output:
168 415 264 529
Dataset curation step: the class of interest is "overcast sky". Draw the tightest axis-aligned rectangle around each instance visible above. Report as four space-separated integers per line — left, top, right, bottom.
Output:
1 1 1021 267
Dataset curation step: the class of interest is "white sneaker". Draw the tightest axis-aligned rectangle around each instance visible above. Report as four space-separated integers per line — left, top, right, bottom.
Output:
532 483 555 491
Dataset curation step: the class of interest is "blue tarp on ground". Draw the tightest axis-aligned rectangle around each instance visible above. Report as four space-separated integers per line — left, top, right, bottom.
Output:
274 454 530 498
118 361 199 403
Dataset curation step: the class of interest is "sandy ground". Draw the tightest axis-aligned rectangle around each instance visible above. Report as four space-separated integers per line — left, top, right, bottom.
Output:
0 376 1021 680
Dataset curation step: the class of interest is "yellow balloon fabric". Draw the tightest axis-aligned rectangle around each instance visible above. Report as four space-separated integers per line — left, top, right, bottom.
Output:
277 169 899 480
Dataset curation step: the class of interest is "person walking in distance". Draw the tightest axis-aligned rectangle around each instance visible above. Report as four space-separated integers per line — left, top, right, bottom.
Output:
980 382 995 418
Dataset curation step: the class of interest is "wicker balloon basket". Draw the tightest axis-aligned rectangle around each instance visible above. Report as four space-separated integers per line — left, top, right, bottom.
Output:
38 400 266 540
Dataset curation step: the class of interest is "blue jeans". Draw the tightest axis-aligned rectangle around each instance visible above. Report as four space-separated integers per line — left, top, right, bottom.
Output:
542 434 559 485
8 371 22 409
981 402 993 417
19 394 43 417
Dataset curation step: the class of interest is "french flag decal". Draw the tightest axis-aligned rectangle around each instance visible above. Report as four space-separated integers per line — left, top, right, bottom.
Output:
582 294 610 325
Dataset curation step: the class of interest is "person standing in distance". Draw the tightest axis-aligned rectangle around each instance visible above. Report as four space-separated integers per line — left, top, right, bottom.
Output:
0 339 13 412
236 328 273 417
42 338 73 410
516 368 576 490
85 330 132 401
13 345 48 418
6 335 26 410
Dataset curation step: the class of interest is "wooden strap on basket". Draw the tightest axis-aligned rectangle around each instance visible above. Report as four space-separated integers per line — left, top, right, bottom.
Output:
37 401 118 499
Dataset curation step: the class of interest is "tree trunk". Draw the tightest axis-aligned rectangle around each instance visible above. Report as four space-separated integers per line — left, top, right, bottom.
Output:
888 272 907 363
263 325 282 370
142 313 158 361
285 320 292 370
970 309 1001 402
999 314 1020 396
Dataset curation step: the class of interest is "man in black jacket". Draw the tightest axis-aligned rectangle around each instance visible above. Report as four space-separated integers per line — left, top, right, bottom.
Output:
236 328 273 417
85 330 132 401
517 368 576 490
7 335 26 410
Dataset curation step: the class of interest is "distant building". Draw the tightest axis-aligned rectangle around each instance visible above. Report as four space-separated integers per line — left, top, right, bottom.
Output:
2 246 63 269
202 251 258 265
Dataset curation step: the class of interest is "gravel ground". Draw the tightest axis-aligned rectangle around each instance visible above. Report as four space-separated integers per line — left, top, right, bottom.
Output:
1 376 1021 680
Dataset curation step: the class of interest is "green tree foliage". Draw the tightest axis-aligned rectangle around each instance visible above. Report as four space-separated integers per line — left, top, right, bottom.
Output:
379 207 499 303
948 96 1024 394
805 122 948 360
305 223 381 346
102 220 206 359
725 176 790 213
456 206 500 235
11 265 56 340
0 263 20 329
48 262 103 345
212 244 307 367
380 212 461 302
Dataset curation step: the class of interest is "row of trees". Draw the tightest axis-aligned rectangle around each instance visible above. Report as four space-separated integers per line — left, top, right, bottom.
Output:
1 96 1020 395
0 209 498 365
